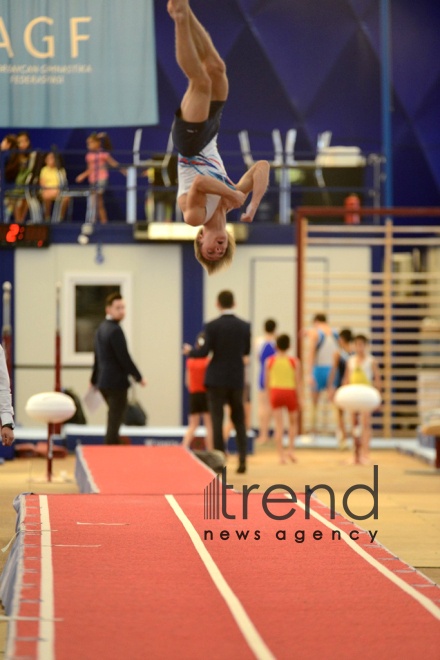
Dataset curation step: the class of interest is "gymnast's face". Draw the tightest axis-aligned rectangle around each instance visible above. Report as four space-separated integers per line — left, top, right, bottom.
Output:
106 299 126 322
198 228 228 261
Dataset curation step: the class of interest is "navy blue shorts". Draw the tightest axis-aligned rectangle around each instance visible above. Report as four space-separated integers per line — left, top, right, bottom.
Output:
172 101 225 158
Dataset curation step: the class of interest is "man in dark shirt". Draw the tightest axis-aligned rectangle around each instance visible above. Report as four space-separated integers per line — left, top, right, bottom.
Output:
91 293 146 444
183 290 251 473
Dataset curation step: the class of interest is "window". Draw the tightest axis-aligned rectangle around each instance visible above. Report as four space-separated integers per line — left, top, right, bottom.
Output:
63 272 132 365
75 284 121 352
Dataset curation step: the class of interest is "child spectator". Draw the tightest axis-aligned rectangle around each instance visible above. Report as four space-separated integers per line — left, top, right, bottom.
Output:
265 334 302 464
182 333 213 451
39 152 70 222
327 328 353 449
76 132 125 224
343 334 381 465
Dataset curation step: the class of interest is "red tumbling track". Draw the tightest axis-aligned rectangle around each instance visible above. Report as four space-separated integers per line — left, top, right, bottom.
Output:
9 487 440 660
78 445 214 494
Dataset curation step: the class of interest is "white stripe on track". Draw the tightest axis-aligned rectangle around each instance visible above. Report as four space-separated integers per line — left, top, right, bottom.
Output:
293 496 440 622
165 494 276 660
38 495 55 660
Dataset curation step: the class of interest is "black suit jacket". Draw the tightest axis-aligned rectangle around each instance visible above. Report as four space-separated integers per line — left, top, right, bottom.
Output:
189 313 251 389
91 319 142 390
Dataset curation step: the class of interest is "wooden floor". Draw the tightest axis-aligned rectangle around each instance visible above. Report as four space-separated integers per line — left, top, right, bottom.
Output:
1 447 439 656
231 446 440 581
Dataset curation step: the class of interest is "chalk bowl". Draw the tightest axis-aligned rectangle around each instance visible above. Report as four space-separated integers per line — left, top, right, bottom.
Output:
334 384 381 413
25 391 76 424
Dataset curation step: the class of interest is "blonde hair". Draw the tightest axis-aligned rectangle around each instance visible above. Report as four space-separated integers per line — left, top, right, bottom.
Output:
194 229 236 275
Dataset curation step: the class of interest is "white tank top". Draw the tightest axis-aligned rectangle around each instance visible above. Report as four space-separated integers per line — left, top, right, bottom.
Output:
315 329 339 367
177 135 235 223
347 354 373 385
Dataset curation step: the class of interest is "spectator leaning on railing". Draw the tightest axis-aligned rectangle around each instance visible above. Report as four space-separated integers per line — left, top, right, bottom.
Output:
76 132 126 224
1 134 22 221
13 131 36 223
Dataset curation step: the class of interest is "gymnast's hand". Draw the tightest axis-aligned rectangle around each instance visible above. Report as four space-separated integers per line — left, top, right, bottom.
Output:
182 343 192 355
229 190 246 209
1 426 14 447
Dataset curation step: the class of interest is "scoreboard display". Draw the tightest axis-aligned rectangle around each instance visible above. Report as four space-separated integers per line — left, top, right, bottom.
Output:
0 224 50 248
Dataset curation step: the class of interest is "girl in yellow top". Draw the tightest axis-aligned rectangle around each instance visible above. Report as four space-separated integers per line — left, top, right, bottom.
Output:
265 334 302 464
343 334 381 465
39 152 69 221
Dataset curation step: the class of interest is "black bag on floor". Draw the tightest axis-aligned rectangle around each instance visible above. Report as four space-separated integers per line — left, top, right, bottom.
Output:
193 450 226 472
124 385 147 426
64 388 87 424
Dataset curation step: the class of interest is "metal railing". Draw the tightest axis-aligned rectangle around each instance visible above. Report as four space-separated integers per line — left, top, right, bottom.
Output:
0 131 384 225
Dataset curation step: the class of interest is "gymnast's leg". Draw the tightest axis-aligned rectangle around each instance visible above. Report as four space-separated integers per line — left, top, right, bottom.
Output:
187 7 228 102
168 0 212 122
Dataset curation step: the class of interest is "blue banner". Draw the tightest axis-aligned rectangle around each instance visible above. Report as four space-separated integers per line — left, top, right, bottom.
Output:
0 0 158 127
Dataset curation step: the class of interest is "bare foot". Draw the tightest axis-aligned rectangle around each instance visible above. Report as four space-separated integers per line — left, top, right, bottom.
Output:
240 203 256 223
287 452 297 463
345 457 361 465
167 0 189 20
279 456 287 465
359 455 371 465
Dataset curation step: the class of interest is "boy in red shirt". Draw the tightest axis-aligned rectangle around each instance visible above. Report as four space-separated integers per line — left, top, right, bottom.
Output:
183 333 213 450
265 334 302 464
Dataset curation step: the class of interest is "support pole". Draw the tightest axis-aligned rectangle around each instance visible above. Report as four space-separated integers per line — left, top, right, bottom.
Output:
55 282 61 393
126 166 137 224
382 219 393 438
47 423 54 483
279 166 291 225
49 282 62 482
296 211 306 434
381 0 393 207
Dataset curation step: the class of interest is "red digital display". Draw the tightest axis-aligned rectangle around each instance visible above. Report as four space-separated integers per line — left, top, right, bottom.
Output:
0 224 50 248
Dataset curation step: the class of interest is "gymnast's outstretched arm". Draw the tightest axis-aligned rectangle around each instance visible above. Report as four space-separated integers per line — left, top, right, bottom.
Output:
235 160 270 222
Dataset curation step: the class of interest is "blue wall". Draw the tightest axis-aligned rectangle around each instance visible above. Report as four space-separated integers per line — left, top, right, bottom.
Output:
2 0 440 208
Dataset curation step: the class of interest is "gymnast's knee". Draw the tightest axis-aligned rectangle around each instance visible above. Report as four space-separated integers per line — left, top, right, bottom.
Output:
204 57 226 81
189 73 212 95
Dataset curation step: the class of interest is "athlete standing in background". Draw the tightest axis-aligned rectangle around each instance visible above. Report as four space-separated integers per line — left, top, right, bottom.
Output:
306 313 339 434
255 319 277 444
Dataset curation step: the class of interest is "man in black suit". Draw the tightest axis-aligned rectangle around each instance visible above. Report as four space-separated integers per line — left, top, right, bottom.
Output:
91 293 146 444
183 290 251 473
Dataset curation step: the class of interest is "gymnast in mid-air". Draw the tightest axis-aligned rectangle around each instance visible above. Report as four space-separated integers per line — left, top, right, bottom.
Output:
168 0 270 274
